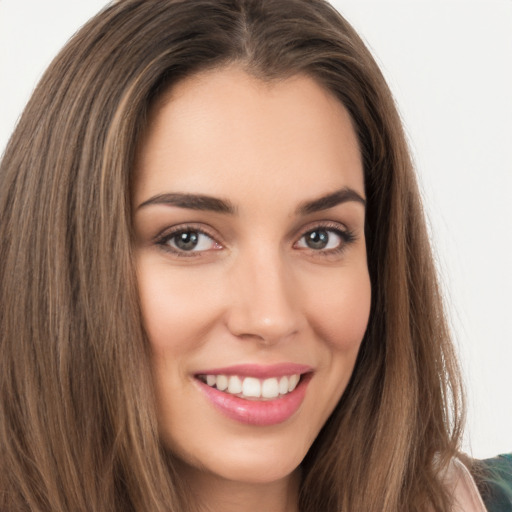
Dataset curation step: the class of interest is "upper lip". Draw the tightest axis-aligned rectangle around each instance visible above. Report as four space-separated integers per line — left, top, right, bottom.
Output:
194 363 313 379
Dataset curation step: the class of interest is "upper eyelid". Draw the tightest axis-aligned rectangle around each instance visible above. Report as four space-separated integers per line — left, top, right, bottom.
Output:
291 220 351 240
153 223 219 244
295 226 354 246
154 225 221 258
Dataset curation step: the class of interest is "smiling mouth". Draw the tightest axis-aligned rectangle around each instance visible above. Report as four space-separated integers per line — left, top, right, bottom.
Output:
194 366 312 425
196 373 302 400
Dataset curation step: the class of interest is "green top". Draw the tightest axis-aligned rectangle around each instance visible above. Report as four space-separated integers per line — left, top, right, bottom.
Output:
473 453 512 511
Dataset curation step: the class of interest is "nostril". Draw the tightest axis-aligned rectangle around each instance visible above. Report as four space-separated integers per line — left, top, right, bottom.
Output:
225 306 301 345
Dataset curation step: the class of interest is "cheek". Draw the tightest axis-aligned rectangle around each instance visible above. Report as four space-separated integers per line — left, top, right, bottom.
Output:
136 259 218 355
295 265 371 443
304 265 371 351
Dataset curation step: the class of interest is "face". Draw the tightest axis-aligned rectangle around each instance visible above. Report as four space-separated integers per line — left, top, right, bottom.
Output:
133 67 371 488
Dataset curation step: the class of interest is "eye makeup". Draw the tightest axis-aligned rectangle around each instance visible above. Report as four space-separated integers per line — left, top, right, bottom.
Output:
152 219 358 259
294 221 357 257
154 223 223 257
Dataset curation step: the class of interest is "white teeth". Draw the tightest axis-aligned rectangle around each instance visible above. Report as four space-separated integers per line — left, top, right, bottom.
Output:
201 373 303 399
242 377 261 397
261 377 279 398
288 374 300 392
216 374 228 391
227 375 242 394
279 376 289 395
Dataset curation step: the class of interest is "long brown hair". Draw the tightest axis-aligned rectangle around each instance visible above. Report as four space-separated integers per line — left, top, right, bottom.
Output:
0 1 464 510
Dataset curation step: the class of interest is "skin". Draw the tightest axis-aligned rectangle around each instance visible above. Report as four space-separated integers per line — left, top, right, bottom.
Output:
133 66 371 512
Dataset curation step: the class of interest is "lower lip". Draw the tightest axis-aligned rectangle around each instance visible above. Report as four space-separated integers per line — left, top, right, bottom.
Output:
195 374 311 426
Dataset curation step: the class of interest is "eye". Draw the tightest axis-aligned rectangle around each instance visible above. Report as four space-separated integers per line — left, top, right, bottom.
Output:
158 228 221 254
295 226 355 253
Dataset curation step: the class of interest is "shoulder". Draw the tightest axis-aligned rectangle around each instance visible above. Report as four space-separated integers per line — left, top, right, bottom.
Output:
472 453 512 512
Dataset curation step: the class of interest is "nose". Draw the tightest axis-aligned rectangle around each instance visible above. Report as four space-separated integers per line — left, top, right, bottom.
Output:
225 248 302 345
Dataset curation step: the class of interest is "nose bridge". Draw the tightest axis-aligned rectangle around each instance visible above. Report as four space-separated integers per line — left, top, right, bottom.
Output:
226 244 300 343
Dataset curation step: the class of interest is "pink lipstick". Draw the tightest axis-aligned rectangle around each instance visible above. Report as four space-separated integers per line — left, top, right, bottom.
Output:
194 363 312 426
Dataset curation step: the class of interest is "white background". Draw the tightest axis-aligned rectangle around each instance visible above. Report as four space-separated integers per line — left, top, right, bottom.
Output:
1 1 511 459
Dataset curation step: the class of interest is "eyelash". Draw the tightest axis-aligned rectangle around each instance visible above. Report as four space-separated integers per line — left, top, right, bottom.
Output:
154 224 220 258
154 222 357 258
295 222 357 257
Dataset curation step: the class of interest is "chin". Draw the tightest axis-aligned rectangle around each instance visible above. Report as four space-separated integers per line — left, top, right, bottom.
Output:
169 428 310 485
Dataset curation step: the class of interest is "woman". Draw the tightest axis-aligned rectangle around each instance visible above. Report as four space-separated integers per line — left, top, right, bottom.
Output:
0 0 510 511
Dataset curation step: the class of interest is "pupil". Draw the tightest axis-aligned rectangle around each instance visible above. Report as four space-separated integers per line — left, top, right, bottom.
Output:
306 230 328 249
175 231 199 251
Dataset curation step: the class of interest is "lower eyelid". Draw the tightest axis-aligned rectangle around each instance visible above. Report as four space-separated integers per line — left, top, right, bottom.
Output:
294 227 357 253
154 225 222 254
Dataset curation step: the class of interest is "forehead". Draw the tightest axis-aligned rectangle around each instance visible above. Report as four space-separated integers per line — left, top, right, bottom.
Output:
133 66 364 209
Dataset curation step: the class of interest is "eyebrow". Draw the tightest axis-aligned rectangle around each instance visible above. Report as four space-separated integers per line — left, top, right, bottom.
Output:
137 192 236 214
295 187 366 215
137 187 365 216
